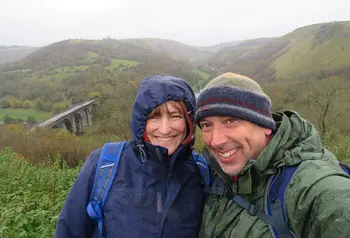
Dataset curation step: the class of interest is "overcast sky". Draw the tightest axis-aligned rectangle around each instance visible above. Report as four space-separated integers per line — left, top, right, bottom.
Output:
1 0 349 47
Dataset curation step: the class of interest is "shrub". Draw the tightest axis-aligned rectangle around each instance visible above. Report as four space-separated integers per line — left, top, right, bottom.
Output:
0 148 80 237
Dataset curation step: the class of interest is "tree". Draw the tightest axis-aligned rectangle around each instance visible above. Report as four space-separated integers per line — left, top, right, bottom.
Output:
88 92 101 99
0 100 10 108
303 77 349 137
35 99 45 111
52 102 68 114
10 98 22 108
23 100 33 109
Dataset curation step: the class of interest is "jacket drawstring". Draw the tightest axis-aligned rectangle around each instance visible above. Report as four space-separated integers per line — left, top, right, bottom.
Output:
136 144 147 164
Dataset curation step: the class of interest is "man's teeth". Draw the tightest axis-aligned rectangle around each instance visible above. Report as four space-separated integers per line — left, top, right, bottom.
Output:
219 148 239 158
157 137 174 142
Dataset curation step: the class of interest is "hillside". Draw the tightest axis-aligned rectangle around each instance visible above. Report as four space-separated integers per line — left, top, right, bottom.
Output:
0 46 39 65
0 39 208 120
1 21 350 125
120 38 214 62
204 21 350 82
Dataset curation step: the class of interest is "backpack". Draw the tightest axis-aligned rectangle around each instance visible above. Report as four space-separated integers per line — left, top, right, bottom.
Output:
208 161 350 238
87 142 210 237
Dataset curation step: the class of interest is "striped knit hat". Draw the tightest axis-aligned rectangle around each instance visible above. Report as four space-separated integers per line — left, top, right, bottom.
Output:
195 72 275 131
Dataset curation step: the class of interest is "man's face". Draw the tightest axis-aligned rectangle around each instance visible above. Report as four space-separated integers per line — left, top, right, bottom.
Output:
199 116 272 175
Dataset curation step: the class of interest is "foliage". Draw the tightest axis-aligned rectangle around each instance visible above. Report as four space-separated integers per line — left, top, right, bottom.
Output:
3 114 16 124
0 148 80 237
27 116 37 124
23 100 33 109
34 99 45 111
52 102 68 114
192 69 209 80
323 135 350 165
0 99 11 108
88 91 101 99
10 98 22 108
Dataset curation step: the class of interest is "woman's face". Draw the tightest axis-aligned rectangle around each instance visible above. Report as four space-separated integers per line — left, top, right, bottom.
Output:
145 101 187 155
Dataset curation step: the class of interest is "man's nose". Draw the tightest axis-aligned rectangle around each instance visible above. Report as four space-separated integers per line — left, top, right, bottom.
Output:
210 126 228 148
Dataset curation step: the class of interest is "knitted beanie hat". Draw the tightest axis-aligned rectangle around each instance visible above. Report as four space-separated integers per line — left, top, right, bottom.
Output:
195 72 275 131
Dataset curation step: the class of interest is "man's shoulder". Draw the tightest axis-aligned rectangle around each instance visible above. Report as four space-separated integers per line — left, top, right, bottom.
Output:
287 159 350 197
292 159 346 181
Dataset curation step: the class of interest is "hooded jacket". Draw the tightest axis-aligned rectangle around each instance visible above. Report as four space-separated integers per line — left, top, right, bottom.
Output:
200 111 350 238
55 76 204 238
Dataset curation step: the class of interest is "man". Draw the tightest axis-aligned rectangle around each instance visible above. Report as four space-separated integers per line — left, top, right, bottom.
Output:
195 72 350 238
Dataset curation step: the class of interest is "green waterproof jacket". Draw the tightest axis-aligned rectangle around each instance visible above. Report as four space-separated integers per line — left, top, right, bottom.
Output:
200 111 350 238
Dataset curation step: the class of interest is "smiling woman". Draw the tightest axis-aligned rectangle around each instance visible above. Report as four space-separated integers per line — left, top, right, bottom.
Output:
145 101 187 155
55 75 204 238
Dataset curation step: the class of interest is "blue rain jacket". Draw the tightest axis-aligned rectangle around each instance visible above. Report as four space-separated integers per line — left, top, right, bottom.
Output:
54 76 205 238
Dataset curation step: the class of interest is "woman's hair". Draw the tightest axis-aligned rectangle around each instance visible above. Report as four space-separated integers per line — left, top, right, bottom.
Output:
148 101 185 119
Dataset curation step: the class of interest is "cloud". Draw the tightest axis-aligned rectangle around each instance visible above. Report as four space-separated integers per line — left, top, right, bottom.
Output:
1 0 349 46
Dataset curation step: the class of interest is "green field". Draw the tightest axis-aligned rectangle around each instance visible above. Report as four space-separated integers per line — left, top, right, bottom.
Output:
104 59 140 72
87 51 98 60
0 108 51 121
192 69 209 80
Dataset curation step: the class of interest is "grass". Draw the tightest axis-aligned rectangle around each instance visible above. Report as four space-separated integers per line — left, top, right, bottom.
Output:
87 51 98 60
273 22 350 79
53 65 90 77
192 69 209 80
0 108 51 121
104 59 140 72
23 65 91 82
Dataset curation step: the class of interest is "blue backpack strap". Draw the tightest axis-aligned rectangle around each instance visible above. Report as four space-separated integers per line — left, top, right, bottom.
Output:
266 165 298 238
192 151 211 189
87 142 126 237
339 162 350 175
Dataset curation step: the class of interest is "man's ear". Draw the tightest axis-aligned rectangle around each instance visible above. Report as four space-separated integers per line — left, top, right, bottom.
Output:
264 128 272 136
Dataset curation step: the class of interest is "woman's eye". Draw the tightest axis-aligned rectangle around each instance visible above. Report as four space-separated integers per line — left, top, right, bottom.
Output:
148 116 160 120
171 114 183 118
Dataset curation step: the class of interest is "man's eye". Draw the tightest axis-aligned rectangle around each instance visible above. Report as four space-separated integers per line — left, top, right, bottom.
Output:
200 123 211 128
226 118 238 124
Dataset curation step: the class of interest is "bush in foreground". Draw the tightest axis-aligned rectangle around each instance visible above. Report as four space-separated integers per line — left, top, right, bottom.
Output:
0 148 79 237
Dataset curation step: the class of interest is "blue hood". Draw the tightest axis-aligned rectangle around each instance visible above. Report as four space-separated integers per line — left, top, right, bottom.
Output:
130 75 196 146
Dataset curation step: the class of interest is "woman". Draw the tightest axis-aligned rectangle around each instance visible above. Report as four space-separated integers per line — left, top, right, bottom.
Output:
54 75 205 238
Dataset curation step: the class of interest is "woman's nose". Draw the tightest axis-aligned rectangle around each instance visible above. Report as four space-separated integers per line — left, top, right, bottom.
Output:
158 118 171 134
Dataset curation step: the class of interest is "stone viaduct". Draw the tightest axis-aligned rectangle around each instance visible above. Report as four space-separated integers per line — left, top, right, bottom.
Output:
31 99 98 135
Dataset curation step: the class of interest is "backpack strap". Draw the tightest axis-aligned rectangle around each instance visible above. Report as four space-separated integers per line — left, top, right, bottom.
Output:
87 142 126 237
203 173 292 237
192 151 211 188
265 165 298 238
192 151 211 189
339 162 350 175
231 194 291 237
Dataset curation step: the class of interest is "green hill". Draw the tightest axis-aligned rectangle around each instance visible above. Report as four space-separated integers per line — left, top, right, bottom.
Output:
204 21 350 82
0 46 39 65
273 21 350 79
1 21 350 123
120 38 214 62
0 39 206 117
